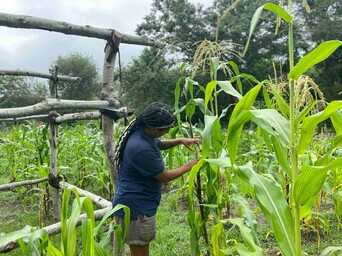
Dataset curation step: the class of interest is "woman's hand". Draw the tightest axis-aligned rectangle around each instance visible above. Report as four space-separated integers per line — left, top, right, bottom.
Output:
182 137 201 151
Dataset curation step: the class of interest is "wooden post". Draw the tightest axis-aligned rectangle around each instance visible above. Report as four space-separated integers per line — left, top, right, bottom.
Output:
101 31 123 190
49 66 60 221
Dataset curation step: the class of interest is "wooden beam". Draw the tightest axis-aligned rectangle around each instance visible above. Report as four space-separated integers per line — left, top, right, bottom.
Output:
0 177 48 191
0 12 161 47
0 98 130 118
0 69 79 82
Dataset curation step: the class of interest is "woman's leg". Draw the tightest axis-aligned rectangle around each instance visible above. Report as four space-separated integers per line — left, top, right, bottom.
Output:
129 244 150 256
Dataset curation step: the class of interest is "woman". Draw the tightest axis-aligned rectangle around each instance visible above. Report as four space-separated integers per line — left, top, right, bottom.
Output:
112 102 200 256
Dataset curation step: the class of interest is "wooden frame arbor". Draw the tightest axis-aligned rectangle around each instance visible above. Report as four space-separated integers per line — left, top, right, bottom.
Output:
0 12 160 252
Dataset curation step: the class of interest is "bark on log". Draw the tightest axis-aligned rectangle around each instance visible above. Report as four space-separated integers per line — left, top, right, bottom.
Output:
0 98 129 118
0 112 101 123
0 177 48 191
0 12 161 47
0 69 79 82
59 181 112 208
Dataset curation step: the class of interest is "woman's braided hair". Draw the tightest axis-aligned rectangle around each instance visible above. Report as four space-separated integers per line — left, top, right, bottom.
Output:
114 102 175 169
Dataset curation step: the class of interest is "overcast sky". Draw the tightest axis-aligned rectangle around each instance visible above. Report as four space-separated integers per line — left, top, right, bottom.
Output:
0 0 210 75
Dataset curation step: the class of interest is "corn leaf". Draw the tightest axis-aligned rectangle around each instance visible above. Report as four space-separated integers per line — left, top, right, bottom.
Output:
0 226 33 248
217 80 242 100
266 82 290 118
202 115 218 158
294 157 342 205
331 110 342 135
244 3 292 56
228 218 263 254
237 163 295 256
272 136 291 177
81 219 94 256
227 83 263 164
227 61 243 94
205 81 218 112
288 40 342 80
250 109 290 147
320 246 342 256
211 222 224 256
298 100 342 155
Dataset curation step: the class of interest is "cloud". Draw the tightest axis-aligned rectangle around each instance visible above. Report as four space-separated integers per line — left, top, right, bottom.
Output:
0 0 153 72
0 0 210 73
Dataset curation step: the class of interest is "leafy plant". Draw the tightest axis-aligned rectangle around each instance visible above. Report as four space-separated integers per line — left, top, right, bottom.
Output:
0 187 129 256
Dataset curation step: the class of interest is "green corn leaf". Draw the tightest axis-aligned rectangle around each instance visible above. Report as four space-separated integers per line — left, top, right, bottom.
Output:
46 241 63 256
205 81 218 112
237 163 296 256
217 80 242 100
266 82 290 118
233 195 260 246
227 83 263 164
83 197 95 228
331 110 342 135
27 229 50 255
174 77 183 124
227 61 243 94
211 221 224 256
244 3 292 56
205 157 232 168
185 77 195 99
250 109 290 147
188 159 206 195
272 136 291 177
228 110 254 164
228 218 263 254
212 117 223 153
320 246 342 256
294 157 342 205
202 115 218 158
93 241 108 256
82 219 94 256
298 100 342 155
0 226 34 249
288 40 342 80
186 99 196 121
210 57 219 80
299 197 316 219
294 100 319 128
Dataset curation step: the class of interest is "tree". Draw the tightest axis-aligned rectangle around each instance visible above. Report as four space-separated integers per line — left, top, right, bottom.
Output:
119 47 180 114
51 52 101 100
136 0 341 97
304 0 342 101
0 76 48 108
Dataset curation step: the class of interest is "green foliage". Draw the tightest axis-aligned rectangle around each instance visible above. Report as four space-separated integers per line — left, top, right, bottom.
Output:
119 47 180 113
0 76 48 108
51 52 101 100
0 188 129 256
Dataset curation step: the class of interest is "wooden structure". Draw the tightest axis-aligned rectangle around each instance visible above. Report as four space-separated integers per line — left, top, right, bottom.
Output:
0 12 160 253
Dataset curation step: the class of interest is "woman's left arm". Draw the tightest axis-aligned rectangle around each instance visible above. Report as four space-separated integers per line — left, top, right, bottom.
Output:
159 137 201 150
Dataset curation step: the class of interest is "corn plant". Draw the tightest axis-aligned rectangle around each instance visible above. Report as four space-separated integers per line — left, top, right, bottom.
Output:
174 1 341 255
0 187 130 256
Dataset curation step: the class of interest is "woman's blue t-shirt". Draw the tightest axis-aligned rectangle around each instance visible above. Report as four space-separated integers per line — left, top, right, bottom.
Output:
112 129 164 220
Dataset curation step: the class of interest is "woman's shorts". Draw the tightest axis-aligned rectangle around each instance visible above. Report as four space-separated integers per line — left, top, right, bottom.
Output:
115 214 156 246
